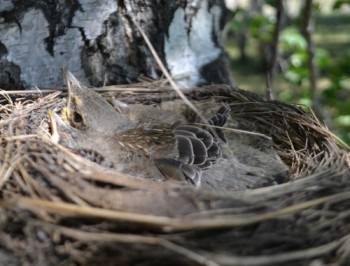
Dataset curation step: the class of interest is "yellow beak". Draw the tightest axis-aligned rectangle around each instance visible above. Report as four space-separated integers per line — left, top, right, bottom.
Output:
48 110 73 143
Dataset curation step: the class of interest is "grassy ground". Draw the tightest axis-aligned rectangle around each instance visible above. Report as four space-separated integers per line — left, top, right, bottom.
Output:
225 13 350 145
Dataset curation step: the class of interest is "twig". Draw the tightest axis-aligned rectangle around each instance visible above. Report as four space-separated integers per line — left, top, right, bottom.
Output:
236 168 333 199
0 90 14 105
6 190 350 232
130 16 210 127
285 129 300 166
194 123 272 140
309 107 349 149
202 233 350 265
0 86 168 95
34 223 219 266
3 134 41 141
0 152 26 189
0 89 61 95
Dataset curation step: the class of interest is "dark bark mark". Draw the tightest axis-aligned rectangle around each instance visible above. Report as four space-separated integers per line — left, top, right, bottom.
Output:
1 0 81 55
201 52 234 86
0 42 8 57
0 62 23 90
1 0 233 88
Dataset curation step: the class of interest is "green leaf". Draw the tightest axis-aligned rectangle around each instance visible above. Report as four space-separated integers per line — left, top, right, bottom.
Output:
284 70 301 84
335 115 350 126
298 97 312 107
333 0 350 10
315 48 331 69
248 15 274 42
279 27 307 51
339 77 350 90
290 52 307 67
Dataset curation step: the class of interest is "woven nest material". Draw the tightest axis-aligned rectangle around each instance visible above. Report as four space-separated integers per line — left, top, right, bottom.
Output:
0 84 349 266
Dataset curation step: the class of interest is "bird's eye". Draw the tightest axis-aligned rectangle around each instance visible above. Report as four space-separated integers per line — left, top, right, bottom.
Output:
72 111 83 124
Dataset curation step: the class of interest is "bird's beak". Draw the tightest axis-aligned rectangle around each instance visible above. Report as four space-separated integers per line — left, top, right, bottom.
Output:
62 68 84 98
48 110 74 143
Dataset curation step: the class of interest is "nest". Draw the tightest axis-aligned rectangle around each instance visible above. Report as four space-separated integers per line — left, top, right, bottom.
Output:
0 83 349 266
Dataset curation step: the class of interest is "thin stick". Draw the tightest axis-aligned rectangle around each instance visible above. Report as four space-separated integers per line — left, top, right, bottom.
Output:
203 233 349 265
35 223 219 266
95 87 169 92
7 190 350 232
4 134 41 141
0 87 160 95
309 108 350 149
0 90 14 105
0 153 25 189
0 89 61 95
130 16 210 127
194 123 272 140
286 129 300 166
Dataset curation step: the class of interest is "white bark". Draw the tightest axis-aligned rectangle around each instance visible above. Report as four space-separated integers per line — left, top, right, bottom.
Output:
0 0 233 89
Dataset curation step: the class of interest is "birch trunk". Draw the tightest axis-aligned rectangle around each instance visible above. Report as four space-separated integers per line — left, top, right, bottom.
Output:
0 0 233 89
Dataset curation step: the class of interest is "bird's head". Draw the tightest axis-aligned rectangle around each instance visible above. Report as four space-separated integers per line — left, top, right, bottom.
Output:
49 70 136 149
62 69 135 135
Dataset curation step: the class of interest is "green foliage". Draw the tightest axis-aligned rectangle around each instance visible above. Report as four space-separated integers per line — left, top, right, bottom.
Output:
227 3 350 144
323 51 350 142
229 8 248 32
333 0 350 10
279 26 331 87
279 27 307 50
249 14 275 42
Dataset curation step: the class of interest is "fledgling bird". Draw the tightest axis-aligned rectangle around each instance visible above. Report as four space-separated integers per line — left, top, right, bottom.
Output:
49 70 228 187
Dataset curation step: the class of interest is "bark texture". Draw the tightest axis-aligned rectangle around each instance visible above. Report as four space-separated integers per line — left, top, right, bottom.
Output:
0 0 233 89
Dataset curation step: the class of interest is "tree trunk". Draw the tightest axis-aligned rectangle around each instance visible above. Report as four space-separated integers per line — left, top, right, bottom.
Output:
0 0 233 89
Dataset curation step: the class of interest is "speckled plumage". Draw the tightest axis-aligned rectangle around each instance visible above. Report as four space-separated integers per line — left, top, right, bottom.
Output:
50 70 227 187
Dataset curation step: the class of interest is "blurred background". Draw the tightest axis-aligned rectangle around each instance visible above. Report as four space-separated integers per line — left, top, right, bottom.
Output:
224 0 350 145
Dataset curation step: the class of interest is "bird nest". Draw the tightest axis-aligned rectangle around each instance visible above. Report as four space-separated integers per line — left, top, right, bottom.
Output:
0 83 349 266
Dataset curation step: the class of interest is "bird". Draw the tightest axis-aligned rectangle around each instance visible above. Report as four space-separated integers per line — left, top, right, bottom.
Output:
49 70 229 187
50 70 290 191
